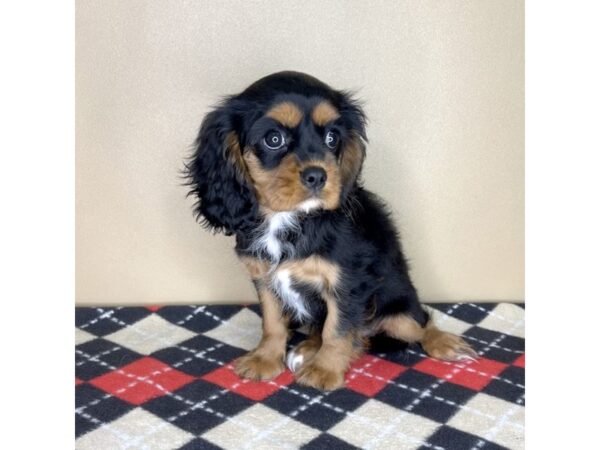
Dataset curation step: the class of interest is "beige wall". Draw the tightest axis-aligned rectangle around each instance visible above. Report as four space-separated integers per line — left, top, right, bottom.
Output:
76 0 524 305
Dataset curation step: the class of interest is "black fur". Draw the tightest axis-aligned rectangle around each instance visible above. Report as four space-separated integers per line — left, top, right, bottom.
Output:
184 104 259 235
236 188 429 331
185 71 429 336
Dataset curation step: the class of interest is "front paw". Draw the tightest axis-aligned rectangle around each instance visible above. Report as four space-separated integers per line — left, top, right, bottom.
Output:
296 360 345 391
234 351 286 381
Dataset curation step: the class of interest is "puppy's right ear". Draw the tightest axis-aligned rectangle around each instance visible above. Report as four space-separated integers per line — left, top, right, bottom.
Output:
184 101 258 235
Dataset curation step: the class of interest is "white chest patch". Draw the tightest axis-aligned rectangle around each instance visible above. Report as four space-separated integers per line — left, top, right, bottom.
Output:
272 269 311 322
251 212 299 262
250 212 311 322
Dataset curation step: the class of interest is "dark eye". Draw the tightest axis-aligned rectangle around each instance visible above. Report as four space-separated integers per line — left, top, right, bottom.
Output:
263 130 286 150
324 130 339 149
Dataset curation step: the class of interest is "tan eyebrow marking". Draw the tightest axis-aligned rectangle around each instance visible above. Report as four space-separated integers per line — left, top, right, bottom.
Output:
311 101 340 126
266 102 303 128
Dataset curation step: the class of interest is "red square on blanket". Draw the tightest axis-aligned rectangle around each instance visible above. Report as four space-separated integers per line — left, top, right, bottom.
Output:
202 364 294 401
513 353 525 368
345 355 408 397
146 305 162 312
89 357 194 405
413 357 508 391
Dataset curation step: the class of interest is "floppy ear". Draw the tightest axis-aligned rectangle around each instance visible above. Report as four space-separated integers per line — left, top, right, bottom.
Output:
185 102 258 235
338 93 368 195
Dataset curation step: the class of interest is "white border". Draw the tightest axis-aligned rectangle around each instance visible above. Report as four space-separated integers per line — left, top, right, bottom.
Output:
527 0 600 447
0 1 74 447
3 0 600 446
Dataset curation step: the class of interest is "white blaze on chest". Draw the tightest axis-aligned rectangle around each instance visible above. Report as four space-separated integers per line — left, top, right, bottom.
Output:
255 212 298 262
272 269 311 321
252 212 311 321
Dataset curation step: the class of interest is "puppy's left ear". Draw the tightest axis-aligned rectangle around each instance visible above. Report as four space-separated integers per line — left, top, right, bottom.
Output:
338 93 368 195
184 101 258 235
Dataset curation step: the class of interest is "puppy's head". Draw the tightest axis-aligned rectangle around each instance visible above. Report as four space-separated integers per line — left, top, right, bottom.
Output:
185 71 367 235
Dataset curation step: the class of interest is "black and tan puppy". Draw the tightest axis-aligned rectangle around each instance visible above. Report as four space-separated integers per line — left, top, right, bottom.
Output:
185 71 475 390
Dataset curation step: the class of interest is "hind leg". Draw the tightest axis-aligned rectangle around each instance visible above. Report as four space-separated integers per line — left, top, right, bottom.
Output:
379 312 477 361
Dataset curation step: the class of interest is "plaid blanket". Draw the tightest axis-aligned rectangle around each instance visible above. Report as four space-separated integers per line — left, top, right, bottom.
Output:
75 303 524 449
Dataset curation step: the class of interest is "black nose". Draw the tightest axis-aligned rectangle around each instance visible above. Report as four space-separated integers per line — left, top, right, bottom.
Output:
300 167 327 191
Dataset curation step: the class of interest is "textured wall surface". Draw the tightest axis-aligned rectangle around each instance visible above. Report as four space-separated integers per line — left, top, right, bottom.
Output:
76 0 524 305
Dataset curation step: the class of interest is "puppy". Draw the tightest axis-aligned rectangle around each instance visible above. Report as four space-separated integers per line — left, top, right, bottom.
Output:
185 71 475 390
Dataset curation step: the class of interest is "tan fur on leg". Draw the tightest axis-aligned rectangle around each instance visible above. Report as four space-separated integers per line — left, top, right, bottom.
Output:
296 294 363 390
296 337 361 390
234 335 288 380
421 323 477 361
235 258 289 380
380 313 477 361
379 314 425 342
276 256 339 291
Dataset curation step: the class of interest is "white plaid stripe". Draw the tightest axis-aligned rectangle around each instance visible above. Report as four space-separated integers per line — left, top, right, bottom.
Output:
76 408 194 450
403 349 525 390
438 303 462 316
77 312 521 418
329 399 444 450
76 348 297 450
203 308 263 351
436 303 524 327
76 335 492 450
75 342 225 414
471 393 525 450
202 404 321 450
239 357 376 449
75 317 323 450
362 312 525 449
461 334 524 354
76 345 121 367
176 305 235 327
467 303 522 325
243 357 449 450
77 307 123 330
429 305 524 354
100 311 224 352
76 408 135 445
76 303 524 449
240 394 326 449
455 318 525 449
123 378 265 450
350 364 524 430
79 305 252 341
104 315 197 355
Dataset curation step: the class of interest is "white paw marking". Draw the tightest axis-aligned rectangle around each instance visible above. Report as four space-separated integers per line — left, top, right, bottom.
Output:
286 348 305 373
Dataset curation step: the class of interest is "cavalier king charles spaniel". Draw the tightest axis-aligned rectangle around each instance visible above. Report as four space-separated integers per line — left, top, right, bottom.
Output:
185 71 475 390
